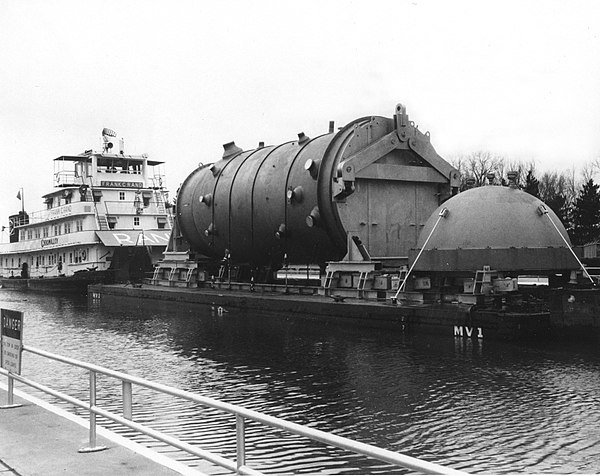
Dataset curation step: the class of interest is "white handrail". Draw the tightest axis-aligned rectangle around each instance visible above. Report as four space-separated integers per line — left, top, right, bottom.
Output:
1 344 467 475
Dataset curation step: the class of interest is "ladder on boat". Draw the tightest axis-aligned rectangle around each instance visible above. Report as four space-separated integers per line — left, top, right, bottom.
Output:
356 271 369 299
155 190 165 213
473 266 494 294
152 266 163 283
97 215 109 231
168 267 177 285
154 190 174 228
185 268 195 285
323 270 336 296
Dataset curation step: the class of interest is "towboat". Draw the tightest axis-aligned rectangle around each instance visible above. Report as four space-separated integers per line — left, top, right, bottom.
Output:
0 128 172 292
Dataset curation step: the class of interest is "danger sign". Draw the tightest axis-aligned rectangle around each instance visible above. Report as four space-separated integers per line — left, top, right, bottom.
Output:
1 309 23 374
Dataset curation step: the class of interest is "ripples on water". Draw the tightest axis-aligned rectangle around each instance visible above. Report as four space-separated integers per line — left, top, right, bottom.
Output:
2 289 600 473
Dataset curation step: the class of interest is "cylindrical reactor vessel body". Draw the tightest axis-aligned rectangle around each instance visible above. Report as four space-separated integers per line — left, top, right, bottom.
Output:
176 112 452 267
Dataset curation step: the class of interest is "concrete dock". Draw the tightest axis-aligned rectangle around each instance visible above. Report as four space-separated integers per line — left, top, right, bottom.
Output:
0 386 213 476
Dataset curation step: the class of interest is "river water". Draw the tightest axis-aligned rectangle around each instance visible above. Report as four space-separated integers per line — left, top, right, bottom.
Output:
1 289 600 474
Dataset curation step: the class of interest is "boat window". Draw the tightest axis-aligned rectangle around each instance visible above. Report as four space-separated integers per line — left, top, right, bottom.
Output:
157 217 167 229
134 216 140 227
119 192 126 201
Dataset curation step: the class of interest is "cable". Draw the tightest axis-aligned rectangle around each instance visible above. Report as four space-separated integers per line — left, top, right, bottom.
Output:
393 207 448 301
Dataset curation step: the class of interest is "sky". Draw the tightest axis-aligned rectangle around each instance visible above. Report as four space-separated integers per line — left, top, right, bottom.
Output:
1 0 599 242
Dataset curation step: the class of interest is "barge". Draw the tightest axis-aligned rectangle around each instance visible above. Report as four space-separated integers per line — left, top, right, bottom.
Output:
88 280 600 341
89 103 600 339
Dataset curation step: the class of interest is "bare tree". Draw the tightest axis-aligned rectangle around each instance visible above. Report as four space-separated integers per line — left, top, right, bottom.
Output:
581 161 596 184
450 151 506 189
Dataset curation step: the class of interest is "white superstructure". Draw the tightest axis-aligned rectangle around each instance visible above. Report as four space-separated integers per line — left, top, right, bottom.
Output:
0 130 172 284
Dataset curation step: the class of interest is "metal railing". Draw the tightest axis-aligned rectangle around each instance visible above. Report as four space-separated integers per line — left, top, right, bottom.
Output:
1 345 466 475
102 200 166 216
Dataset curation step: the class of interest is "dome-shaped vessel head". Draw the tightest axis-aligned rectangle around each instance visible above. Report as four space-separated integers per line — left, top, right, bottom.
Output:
410 185 578 273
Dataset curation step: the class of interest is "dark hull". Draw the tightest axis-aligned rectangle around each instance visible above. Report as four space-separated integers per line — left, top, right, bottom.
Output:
1 271 109 294
88 283 600 341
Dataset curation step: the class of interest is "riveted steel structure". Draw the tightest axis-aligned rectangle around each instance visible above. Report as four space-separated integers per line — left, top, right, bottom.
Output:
174 104 460 268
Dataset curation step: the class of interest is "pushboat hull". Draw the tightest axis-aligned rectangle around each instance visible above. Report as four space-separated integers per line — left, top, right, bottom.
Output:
1 270 110 294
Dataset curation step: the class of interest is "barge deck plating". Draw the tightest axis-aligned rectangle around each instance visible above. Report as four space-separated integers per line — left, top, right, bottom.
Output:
89 282 592 341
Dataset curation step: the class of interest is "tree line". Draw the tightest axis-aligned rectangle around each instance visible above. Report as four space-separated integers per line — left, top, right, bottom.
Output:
450 151 600 246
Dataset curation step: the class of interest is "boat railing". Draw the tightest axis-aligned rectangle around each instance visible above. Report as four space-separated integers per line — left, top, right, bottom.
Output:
54 170 85 187
103 201 166 216
150 173 166 189
1 345 465 476
25 202 96 225
54 169 167 188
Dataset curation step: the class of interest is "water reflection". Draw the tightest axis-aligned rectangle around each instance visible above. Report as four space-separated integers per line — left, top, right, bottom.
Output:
2 289 600 473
